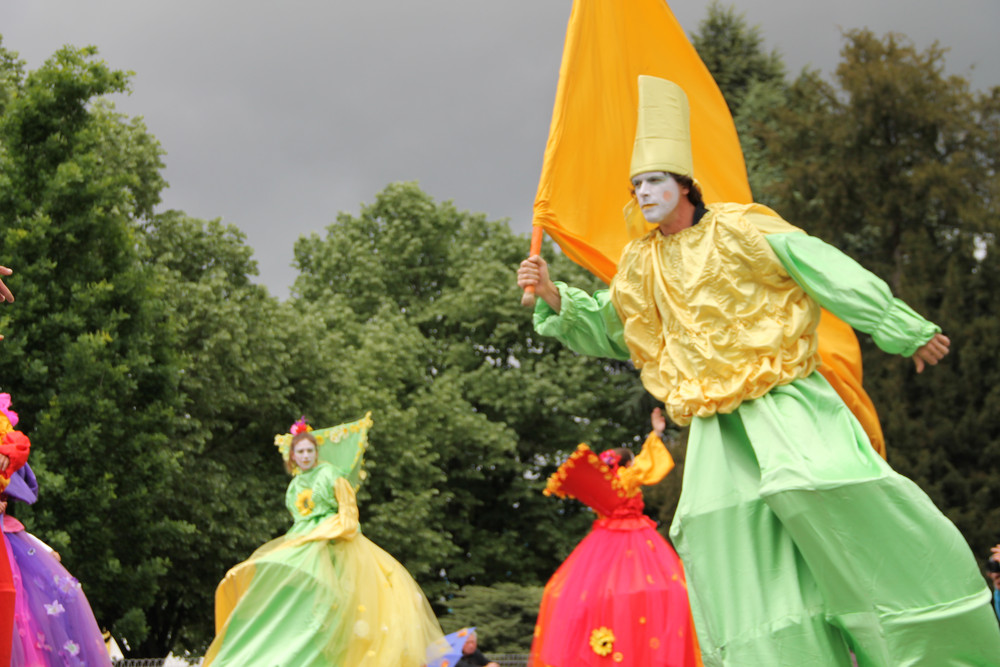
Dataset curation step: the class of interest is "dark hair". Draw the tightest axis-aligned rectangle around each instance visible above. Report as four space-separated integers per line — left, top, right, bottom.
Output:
670 173 704 208
609 447 635 467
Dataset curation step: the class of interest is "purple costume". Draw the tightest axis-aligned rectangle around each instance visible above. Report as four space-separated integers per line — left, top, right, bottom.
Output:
4 465 111 666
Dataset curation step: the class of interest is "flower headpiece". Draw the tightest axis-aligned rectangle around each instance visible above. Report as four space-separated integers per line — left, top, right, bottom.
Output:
290 417 312 436
274 417 313 472
274 412 373 481
0 393 29 489
0 393 19 438
599 449 622 470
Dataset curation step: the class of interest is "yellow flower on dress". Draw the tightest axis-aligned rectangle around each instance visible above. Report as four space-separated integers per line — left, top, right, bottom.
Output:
589 627 615 656
295 489 315 516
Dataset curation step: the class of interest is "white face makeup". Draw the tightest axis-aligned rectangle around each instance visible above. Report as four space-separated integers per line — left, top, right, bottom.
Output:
292 440 318 471
631 171 681 224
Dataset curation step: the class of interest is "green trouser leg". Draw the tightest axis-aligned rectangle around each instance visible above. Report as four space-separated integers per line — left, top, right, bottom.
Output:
671 397 853 666
670 374 1000 667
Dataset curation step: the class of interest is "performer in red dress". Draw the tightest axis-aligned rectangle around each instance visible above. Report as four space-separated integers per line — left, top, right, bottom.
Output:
530 408 700 667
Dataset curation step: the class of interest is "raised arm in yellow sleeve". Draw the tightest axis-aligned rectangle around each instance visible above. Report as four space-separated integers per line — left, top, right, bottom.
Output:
618 432 675 496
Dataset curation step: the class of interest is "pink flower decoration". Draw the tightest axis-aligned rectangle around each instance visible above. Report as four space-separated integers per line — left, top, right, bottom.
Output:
0 393 18 428
290 417 311 435
599 450 621 468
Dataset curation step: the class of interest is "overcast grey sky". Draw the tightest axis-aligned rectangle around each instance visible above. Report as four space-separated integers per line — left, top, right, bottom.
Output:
1 1 996 298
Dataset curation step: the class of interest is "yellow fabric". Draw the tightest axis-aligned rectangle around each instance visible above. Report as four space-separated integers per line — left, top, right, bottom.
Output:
617 432 675 496
211 561 255 639
609 203 820 425
630 76 693 180
532 0 751 284
211 476 360 636
743 209 805 236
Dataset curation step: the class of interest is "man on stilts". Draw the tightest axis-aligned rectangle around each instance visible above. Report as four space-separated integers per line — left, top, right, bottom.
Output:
518 74 1000 666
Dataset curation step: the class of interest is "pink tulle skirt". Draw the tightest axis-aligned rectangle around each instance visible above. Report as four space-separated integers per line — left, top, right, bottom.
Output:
530 514 701 667
6 525 111 667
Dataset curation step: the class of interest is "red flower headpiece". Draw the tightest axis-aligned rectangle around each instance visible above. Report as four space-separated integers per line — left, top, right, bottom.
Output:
0 394 29 484
0 394 18 428
599 449 622 469
290 417 312 435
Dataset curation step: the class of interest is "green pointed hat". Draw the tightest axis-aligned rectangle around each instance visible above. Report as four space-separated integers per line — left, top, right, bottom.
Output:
274 412 373 489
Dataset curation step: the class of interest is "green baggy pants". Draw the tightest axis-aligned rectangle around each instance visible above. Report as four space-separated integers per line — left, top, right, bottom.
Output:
670 373 1000 666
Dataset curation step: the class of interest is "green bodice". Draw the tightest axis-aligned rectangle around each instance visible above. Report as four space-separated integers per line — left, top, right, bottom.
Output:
283 463 344 535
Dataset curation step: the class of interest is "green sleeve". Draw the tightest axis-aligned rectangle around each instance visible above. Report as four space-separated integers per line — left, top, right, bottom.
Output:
766 233 940 356
532 282 631 361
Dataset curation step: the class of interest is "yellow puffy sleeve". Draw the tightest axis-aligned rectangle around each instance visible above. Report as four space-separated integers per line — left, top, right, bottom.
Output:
741 203 805 236
617 432 675 497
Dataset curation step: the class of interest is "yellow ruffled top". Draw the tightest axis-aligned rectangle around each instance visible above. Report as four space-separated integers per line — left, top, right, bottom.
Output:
609 203 821 425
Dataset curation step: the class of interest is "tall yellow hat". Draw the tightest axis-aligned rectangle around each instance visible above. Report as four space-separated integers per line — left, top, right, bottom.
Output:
624 76 694 238
629 75 693 179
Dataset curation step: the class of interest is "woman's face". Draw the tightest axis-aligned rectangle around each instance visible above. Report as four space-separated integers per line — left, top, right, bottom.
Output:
291 440 317 471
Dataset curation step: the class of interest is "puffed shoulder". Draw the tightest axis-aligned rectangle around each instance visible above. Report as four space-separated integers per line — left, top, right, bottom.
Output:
720 202 805 236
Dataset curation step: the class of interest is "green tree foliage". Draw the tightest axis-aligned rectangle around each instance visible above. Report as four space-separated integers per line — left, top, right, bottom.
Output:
690 1 790 203
0 42 340 655
136 211 344 654
440 583 544 654
0 42 183 646
690 1 785 116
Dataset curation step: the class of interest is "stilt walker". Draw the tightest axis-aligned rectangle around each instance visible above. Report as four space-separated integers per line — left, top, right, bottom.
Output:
525 0 886 454
517 2 1000 664
518 70 1000 666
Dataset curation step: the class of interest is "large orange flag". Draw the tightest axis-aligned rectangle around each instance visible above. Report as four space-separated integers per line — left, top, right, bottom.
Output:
531 0 885 455
532 0 750 283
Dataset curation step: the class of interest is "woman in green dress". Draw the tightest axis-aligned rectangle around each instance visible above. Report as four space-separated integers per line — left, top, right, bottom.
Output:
204 416 444 667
